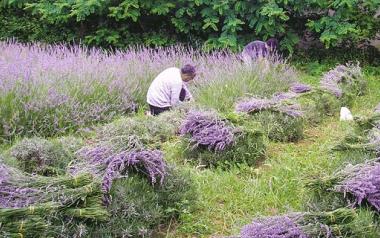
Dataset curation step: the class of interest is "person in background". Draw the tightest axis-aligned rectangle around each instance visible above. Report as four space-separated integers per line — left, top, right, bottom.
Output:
147 64 196 116
241 38 279 63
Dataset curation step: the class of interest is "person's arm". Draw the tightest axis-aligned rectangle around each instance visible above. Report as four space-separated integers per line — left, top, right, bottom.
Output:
183 84 193 101
170 81 182 106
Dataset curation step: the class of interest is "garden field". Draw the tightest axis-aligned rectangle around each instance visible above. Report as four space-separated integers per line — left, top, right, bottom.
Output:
1 41 380 237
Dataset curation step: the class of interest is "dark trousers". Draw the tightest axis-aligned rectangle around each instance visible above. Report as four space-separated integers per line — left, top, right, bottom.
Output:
149 88 186 116
149 104 171 116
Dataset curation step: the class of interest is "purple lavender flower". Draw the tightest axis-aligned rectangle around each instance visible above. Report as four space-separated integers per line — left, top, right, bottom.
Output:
241 215 308 238
290 83 312 94
335 161 380 211
272 92 298 101
235 97 274 113
179 111 235 151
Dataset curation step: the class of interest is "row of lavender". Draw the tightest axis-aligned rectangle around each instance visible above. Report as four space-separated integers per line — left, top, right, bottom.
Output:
0 40 295 142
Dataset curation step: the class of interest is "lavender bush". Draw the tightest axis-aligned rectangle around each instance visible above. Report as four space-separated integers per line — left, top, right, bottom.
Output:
0 41 297 141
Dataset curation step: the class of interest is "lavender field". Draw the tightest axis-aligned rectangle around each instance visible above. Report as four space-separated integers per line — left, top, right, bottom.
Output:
1 41 380 237
0 41 296 142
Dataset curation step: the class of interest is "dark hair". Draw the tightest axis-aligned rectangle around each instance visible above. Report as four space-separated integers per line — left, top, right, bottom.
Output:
181 64 196 75
266 38 279 51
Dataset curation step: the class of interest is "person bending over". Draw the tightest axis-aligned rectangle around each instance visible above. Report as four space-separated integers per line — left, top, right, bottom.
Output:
147 64 196 116
241 38 279 63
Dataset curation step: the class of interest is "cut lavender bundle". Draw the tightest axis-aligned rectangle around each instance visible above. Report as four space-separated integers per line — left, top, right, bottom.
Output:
241 214 307 238
235 96 303 118
290 83 312 94
235 97 273 113
320 63 365 99
237 208 364 238
101 149 166 205
179 110 235 152
333 160 380 211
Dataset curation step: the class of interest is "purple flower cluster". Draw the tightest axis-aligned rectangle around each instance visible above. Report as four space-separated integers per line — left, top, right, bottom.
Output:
320 65 346 97
101 150 166 205
290 83 312 94
320 63 363 98
235 94 303 118
240 215 307 238
179 111 235 151
335 161 380 211
235 97 273 113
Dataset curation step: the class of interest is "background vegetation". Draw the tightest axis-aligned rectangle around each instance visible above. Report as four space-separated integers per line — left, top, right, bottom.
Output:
1 0 379 54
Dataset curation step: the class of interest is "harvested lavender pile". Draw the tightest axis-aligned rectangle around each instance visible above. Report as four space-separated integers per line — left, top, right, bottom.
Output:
72 147 167 205
307 159 380 212
235 94 304 118
179 110 236 152
320 63 366 101
237 208 371 238
0 161 108 237
7 136 83 176
179 110 265 166
235 93 304 142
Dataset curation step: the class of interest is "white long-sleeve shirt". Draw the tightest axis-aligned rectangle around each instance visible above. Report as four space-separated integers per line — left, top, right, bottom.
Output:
147 67 184 108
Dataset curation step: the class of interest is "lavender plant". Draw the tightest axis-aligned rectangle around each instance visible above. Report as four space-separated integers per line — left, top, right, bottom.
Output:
179 110 235 152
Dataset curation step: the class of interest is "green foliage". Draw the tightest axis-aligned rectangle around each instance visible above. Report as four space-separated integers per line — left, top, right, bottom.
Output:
1 0 379 51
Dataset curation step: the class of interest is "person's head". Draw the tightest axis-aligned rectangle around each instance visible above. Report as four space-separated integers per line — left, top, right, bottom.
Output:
180 64 196 82
266 38 279 52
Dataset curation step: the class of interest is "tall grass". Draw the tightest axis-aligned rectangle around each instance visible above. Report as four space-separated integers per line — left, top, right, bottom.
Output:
0 41 297 141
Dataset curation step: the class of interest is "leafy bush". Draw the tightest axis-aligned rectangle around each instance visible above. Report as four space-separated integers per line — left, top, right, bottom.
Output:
1 0 379 52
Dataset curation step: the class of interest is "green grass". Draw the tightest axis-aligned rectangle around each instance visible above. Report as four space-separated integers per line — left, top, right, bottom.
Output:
162 71 380 237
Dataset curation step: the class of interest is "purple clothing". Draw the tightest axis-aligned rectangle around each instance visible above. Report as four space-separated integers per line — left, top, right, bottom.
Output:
241 41 269 62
